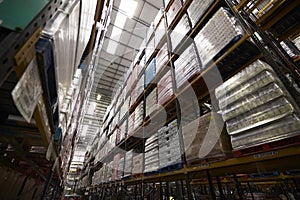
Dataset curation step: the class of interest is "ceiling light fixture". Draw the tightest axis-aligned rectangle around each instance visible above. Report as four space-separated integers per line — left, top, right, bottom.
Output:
120 0 138 17
96 94 101 101
106 0 138 54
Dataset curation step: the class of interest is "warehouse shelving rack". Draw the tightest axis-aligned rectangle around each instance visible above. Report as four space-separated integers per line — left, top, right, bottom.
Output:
81 0 300 199
0 0 65 193
0 0 107 199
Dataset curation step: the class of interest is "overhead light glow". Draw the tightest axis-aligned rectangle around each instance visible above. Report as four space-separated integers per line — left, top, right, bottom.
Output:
120 0 138 17
96 94 101 101
106 0 138 54
110 26 122 41
107 39 118 54
114 12 127 29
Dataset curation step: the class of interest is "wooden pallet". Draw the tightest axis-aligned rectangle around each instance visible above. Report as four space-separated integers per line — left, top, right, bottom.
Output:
233 135 300 157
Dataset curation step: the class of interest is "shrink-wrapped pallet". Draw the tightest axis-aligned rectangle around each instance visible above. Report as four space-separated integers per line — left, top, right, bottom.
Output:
136 75 145 99
194 7 244 67
158 70 173 105
175 43 201 88
124 150 134 177
166 0 182 26
158 122 182 168
144 134 159 172
182 112 232 165
42 1 80 99
116 118 127 144
146 88 158 117
156 43 169 73
145 58 157 87
188 0 215 27
127 113 135 136
170 14 191 51
215 60 300 150
134 101 144 130
132 153 144 175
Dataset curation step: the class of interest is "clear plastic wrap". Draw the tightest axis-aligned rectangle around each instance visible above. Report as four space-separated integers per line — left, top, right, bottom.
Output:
215 60 300 150
124 150 135 177
226 97 295 135
194 7 244 66
170 14 191 51
215 60 273 99
120 97 130 121
116 118 127 144
158 70 173 105
136 75 145 99
182 112 231 162
134 101 144 130
231 114 300 149
174 43 201 88
155 18 166 47
222 83 285 121
218 70 276 110
146 88 158 117
145 58 156 87
166 0 182 26
187 0 215 27
42 0 80 105
75 0 98 68
156 43 169 73
132 153 144 174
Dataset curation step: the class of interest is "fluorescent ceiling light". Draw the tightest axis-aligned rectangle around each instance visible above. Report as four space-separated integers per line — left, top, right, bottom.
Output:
97 94 101 101
106 0 138 54
110 26 122 41
120 0 138 17
114 12 127 29
107 39 118 54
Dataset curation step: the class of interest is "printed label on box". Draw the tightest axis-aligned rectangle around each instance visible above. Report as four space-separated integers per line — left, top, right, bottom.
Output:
12 58 42 123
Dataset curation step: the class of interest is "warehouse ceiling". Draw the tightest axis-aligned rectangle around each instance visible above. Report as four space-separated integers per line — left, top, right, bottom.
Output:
70 0 163 170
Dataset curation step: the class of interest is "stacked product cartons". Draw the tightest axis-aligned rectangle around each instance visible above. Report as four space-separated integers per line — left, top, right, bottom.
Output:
139 54 146 76
107 160 114 182
144 134 159 173
194 7 244 67
156 43 169 73
126 65 138 96
132 153 144 175
182 112 232 165
187 0 215 27
155 12 166 47
158 120 182 169
174 43 201 88
145 58 157 88
134 101 144 130
170 14 191 51
146 24 155 62
116 118 127 145
117 157 124 180
124 150 134 178
101 164 108 183
158 70 174 105
166 0 182 26
146 88 158 117
113 154 122 181
127 113 135 136
215 60 300 150
136 75 145 99
120 97 130 121
130 86 137 109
